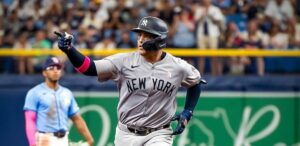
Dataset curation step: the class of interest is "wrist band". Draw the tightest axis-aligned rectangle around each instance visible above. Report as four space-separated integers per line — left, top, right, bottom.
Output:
76 56 90 73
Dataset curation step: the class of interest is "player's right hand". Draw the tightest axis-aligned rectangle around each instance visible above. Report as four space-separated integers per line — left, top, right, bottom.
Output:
54 31 73 52
87 139 94 146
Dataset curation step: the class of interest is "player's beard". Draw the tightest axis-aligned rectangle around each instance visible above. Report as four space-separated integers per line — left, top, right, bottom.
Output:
48 77 59 83
45 77 59 87
46 74 61 84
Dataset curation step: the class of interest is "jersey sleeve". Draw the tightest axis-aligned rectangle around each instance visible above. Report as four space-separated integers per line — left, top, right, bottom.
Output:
179 59 201 87
23 89 38 111
68 92 80 117
94 53 127 81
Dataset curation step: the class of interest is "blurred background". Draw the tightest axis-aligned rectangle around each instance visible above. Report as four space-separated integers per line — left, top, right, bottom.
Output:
0 0 299 146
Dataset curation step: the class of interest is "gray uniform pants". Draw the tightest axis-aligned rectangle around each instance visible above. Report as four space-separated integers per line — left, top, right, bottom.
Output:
115 122 174 146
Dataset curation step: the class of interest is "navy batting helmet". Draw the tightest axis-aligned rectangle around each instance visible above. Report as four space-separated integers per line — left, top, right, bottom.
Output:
132 16 168 38
132 16 168 50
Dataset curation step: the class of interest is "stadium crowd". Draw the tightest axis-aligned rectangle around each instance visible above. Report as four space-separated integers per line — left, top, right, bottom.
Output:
0 0 299 75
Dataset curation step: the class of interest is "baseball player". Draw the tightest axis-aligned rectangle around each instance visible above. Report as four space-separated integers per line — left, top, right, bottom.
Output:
24 56 94 146
55 16 205 146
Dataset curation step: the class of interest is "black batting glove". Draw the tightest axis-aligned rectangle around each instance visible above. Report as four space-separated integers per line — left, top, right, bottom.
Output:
54 31 74 52
171 109 193 135
142 36 166 51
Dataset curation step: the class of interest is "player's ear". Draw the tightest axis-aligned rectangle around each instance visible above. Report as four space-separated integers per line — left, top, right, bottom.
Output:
42 70 47 78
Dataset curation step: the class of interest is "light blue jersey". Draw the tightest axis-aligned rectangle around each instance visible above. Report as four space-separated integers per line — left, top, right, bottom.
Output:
24 83 79 132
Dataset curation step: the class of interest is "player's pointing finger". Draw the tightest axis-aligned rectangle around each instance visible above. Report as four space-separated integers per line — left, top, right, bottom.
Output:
54 31 63 37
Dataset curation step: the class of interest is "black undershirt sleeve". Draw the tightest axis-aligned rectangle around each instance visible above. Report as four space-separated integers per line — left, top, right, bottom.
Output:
65 47 97 76
184 83 201 112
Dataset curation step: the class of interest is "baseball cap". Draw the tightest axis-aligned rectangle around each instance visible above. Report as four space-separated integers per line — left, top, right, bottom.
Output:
43 56 62 70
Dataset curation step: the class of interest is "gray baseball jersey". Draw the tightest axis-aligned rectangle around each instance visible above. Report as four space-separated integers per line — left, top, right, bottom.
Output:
94 52 201 128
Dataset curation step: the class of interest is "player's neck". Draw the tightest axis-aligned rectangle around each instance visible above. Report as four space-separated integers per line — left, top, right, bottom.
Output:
144 50 163 63
45 80 59 90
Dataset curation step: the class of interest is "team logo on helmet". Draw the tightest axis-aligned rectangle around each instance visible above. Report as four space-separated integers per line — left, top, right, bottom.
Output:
141 19 148 26
51 57 59 63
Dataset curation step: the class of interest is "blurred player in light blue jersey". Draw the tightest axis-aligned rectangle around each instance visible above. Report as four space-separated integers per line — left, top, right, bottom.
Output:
24 56 94 146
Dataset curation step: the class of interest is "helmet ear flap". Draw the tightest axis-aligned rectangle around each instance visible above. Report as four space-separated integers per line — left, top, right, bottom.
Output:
142 36 167 51
155 35 167 49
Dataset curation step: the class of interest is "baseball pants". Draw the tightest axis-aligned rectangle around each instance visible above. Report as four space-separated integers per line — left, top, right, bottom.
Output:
36 132 68 146
115 122 174 146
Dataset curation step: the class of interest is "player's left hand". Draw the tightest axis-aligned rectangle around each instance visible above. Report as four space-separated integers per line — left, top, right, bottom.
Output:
171 109 193 135
54 31 74 52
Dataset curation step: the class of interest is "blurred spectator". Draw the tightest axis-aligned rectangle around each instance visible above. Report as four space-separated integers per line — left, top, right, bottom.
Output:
132 0 149 19
170 7 197 66
105 8 123 29
8 0 28 19
0 2 4 17
31 29 51 49
102 9 123 43
100 0 118 10
295 16 300 48
194 0 225 75
245 0 267 21
45 19 59 44
228 0 251 15
94 33 116 59
148 7 160 18
94 34 116 51
240 20 268 76
223 21 242 48
247 0 271 33
267 23 288 49
9 0 46 21
19 17 39 39
212 0 231 15
212 0 231 9
43 0 63 25
31 0 47 21
117 30 135 48
13 31 33 74
95 1 109 22
81 1 105 30
4 9 21 35
116 0 134 25
31 30 52 72
171 7 196 48
297 0 300 15
84 25 101 49
158 0 176 24
0 30 15 73
222 21 246 75
264 0 295 30
286 23 298 49
0 32 3 73
67 5 85 31
74 31 88 49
